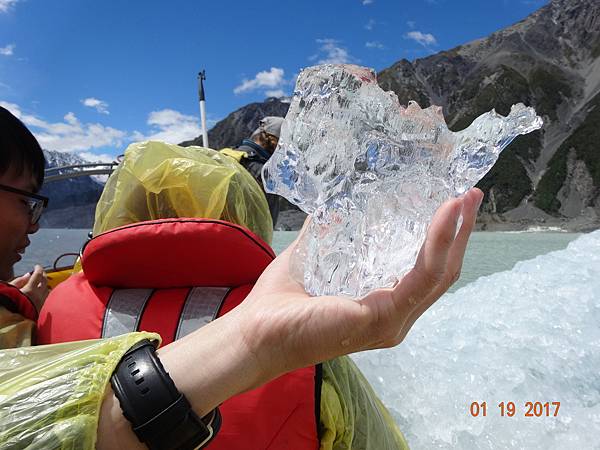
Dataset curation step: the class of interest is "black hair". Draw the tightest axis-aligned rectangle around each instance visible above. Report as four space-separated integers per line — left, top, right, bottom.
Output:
0 105 46 190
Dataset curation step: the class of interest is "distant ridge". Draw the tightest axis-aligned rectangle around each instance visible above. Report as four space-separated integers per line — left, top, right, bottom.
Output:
377 0 600 230
39 150 104 228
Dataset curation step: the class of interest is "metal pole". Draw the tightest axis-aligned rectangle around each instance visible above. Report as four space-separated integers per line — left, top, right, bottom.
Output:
198 70 209 148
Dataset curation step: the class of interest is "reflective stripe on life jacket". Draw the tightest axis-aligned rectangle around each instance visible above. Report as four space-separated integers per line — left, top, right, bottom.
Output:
37 218 320 450
175 286 230 340
102 288 154 338
100 286 231 341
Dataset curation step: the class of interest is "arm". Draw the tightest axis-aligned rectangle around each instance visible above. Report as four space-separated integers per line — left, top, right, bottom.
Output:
97 188 482 449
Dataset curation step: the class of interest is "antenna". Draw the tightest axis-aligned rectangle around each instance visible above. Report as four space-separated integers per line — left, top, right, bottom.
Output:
198 70 209 148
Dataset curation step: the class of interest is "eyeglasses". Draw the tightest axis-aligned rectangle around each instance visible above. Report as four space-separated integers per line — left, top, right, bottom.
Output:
0 184 49 225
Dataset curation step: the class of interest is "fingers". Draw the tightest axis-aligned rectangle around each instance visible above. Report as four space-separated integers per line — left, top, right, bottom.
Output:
392 195 464 308
21 265 49 313
445 188 483 285
27 265 47 290
363 189 482 348
10 273 30 289
358 194 463 347
396 189 482 341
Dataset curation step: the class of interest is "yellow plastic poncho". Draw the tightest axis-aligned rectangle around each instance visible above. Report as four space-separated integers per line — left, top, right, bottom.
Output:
320 357 409 450
0 331 159 449
0 306 34 349
93 141 273 244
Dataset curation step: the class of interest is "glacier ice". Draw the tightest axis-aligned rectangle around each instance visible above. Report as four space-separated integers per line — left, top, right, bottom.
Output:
351 230 600 449
262 64 543 297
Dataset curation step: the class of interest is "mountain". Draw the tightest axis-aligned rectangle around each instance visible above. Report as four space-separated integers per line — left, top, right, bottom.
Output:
39 150 106 228
377 0 600 230
180 97 291 149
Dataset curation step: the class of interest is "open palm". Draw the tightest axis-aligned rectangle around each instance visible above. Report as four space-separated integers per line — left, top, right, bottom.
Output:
236 188 483 381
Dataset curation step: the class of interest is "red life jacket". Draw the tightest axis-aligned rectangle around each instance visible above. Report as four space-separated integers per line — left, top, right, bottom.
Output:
0 281 37 321
37 218 321 450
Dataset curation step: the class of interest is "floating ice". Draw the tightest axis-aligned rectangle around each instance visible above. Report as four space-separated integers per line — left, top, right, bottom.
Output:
262 64 543 297
352 230 600 449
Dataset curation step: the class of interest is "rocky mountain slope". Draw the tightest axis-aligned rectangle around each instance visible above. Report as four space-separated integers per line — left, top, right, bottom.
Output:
378 0 600 230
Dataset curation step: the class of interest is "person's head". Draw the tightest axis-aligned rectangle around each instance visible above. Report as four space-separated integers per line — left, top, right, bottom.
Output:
93 141 273 244
250 116 284 154
0 106 47 280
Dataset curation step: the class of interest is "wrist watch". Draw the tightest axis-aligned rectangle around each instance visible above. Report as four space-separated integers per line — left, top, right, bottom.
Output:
111 339 221 450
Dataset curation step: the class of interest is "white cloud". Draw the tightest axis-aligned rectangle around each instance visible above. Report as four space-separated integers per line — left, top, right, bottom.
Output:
0 100 209 156
133 109 201 144
234 67 286 95
82 97 110 115
362 0 374 4
0 44 15 56
265 89 286 98
0 100 127 152
0 0 19 13
0 101 22 116
365 19 376 31
365 41 384 49
405 30 437 47
311 39 356 65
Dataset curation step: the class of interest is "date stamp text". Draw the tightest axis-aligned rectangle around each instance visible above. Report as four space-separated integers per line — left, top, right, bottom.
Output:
469 401 561 417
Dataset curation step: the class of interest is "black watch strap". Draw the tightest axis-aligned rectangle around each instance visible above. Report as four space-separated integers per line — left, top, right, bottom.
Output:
111 339 221 450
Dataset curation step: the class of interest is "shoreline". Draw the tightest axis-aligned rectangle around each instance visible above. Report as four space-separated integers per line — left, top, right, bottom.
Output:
275 209 600 233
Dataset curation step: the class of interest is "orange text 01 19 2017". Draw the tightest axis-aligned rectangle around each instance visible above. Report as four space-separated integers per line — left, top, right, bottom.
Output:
469 401 561 417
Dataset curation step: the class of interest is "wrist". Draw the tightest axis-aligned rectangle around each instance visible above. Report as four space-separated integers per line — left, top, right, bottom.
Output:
233 298 295 383
156 309 265 414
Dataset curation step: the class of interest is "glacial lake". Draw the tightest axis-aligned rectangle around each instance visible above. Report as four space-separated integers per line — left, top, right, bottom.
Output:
16 229 580 293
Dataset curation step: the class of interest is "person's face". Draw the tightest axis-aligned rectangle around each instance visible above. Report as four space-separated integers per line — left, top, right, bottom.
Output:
0 168 40 280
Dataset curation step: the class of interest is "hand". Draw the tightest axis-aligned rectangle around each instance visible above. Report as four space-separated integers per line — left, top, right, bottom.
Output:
235 188 484 385
10 264 49 314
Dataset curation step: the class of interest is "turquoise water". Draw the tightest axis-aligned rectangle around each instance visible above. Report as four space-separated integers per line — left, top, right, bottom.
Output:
16 229 580 292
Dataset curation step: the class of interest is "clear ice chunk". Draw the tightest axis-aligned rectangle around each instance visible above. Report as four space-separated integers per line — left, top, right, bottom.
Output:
262 64 543 297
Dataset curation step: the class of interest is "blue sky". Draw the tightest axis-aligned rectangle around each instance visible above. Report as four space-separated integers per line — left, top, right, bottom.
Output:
0 0 547 160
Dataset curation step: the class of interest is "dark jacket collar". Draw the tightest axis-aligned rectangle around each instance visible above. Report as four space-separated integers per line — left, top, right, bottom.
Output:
237 139 271 162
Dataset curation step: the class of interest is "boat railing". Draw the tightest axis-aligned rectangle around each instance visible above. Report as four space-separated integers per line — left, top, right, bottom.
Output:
44 162 120 183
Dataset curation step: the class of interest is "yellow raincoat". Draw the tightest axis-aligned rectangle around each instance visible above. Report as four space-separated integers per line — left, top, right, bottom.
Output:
93 141 273 244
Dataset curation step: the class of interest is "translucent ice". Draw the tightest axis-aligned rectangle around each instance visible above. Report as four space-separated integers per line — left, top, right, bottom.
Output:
351 230 600 449
262 64 543 297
